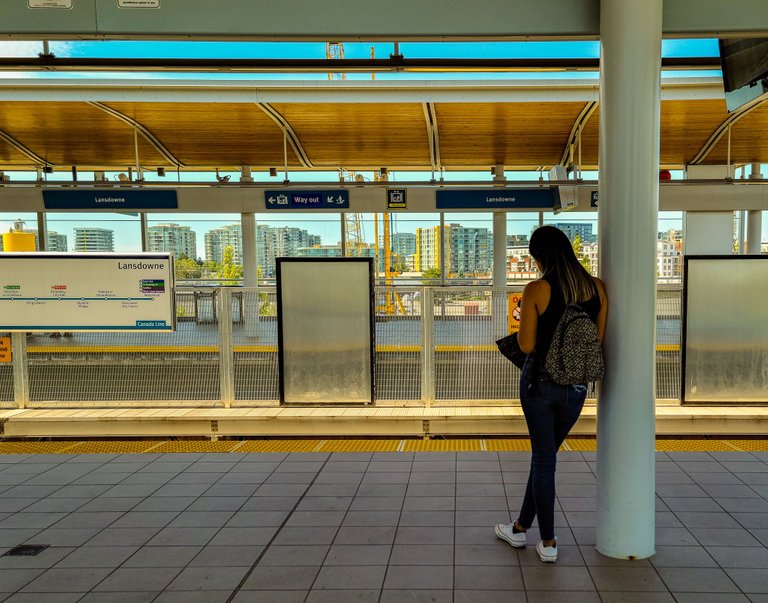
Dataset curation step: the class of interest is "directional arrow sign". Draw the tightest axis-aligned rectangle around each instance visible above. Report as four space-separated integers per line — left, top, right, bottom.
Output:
264 190 349 210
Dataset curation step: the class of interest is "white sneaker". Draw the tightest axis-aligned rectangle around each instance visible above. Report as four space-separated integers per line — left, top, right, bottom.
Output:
495 523 526 548
536 540 557 562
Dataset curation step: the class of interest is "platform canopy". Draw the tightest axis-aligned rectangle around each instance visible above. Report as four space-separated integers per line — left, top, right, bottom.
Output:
0 77 765 173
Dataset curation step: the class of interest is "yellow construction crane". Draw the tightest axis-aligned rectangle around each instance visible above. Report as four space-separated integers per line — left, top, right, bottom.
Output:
326 42 346 80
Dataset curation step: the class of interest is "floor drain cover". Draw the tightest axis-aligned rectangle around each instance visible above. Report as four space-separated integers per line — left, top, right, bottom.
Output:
3 545 50 557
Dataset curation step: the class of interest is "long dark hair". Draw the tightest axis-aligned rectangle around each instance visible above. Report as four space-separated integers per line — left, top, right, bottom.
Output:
529 225 597 305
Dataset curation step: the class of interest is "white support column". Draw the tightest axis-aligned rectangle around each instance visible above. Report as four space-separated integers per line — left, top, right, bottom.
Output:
241 212 259 338
597 0 661 560
748 164 764 254
493 211 507 332
140 214 149 252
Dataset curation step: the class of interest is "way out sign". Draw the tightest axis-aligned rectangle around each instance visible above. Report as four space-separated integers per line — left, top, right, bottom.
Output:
0 337 10 363
507 293 523 334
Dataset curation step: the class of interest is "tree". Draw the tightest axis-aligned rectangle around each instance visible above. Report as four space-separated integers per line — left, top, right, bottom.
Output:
174 256 202 280
421 267 441 282
572 235 592 273
217 245 243 283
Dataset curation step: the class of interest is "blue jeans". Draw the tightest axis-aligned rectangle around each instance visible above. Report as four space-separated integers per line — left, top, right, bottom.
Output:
517 357 587 541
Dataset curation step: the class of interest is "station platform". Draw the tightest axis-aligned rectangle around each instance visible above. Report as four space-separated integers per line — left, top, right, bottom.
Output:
2 404 768 440
1 441 767 602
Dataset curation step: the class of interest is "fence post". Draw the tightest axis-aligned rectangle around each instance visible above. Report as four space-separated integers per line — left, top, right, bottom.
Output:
421 287 435 406
218 288 235 408
11 333 29 409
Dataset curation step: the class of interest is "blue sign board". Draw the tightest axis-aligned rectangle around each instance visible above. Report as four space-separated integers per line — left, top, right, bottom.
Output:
43 189 178 210
436 188 558 210
265 190 349 210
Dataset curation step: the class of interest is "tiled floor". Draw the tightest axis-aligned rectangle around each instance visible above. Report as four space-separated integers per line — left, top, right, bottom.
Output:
0 449 767 602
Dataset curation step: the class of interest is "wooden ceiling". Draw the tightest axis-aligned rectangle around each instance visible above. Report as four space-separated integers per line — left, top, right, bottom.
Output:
0 93 762 172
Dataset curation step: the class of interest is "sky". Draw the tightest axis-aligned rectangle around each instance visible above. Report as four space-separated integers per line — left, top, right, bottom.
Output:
0 38 763 255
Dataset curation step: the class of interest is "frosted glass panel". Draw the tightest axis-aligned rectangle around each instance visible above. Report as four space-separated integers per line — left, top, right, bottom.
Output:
278 259 373 404
684 258 768 403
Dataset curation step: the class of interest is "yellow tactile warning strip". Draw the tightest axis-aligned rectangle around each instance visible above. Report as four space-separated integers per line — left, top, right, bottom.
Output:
654 439 739 452
150 441 242 453
485 439 532 451
0 438 766 454
320 439 401 452
237 440 324 453
403 439 484 452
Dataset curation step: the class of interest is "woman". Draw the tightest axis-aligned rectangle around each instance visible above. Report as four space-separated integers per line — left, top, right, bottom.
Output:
495 225 608 562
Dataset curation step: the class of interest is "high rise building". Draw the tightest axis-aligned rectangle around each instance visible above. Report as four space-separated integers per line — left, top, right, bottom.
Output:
47 231 68 252
415 224 491 275
204 224 242 265
447 224 491 275
146 223 197 259
253 224 321 276
554 222 595 243
392 232 416 257
74 228 114 252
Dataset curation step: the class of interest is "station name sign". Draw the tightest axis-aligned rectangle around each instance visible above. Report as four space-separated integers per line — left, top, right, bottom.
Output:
436 188 558 210
265 190 350 210
43 190 178 210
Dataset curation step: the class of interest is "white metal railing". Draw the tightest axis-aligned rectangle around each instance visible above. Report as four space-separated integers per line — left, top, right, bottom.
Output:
2 285 683 408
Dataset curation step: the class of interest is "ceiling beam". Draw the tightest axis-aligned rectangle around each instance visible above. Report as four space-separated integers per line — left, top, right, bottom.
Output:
87 102 186 168
0 57 719 74
0 78 723 104
1 0 767 40
559 101 598 167
688 94 768 165
255 103 314 169
422 102 441 172
0 129 50 167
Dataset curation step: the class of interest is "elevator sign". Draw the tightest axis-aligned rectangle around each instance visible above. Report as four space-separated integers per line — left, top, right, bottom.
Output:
264 190 349 210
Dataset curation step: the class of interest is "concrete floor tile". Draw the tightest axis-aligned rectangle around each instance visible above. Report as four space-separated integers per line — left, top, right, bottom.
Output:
672 594 750 603
306 589 380 602
342 511 401 527
168 511 235 528
333 526 397 544
324 544 391 566
154 592 231 603
521 566 595 591
402 497 454 511
706 546 768 568
312 565 387 590
27 528 101 547
399 510 454 527
147 526 219 546
588 566 669 592
189 545 263 567
598 594 675 603
689 527 763 547
395 526 453 545
524 592 600 603
454 564 523 589
93 567 181 591
21 568 111 592
242 565 320 590
349 497 403 511
0 569 45 592
122 545 202 568
650 545 718 568
389 544 453 566
258 545 330 566
284 511 346 527
54 546 137 568
85 527 161 547
272 526 338 546
657 567 740 593
381 590 453 603
725 569 768 593
294 497 352 512
166 565 249 590
131 497 196 512
383 565 452 590
208 526 278 546
231 591 306 602
2 593 82 603
78 593 160 602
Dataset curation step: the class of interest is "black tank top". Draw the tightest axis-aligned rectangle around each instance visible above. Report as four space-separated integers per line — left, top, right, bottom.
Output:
535 274 601 358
